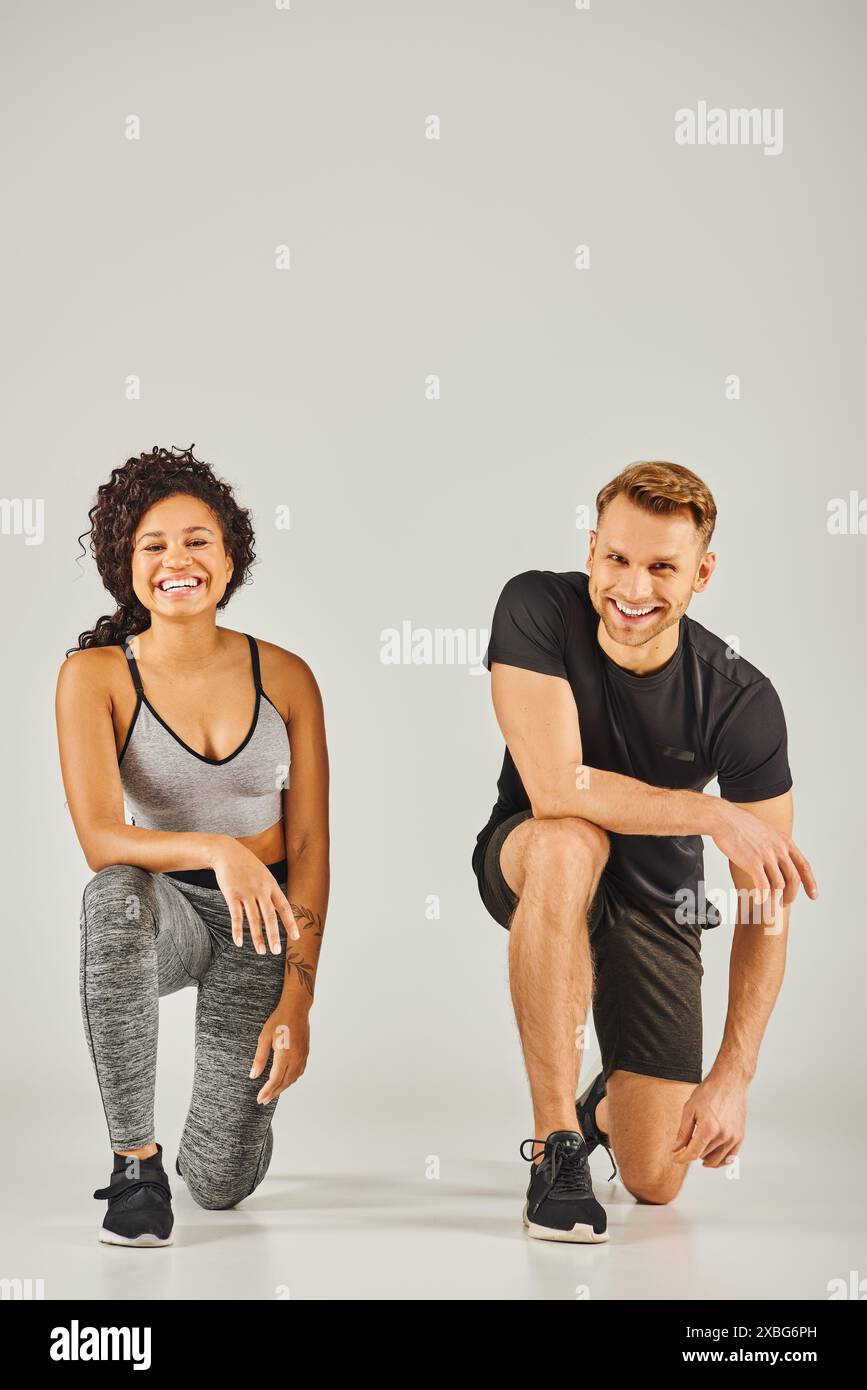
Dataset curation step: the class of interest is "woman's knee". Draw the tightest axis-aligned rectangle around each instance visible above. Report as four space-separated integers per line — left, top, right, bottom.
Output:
181 1128 274 1211
81 864 158 932
182 1161 267 1213
185 1177 247 1211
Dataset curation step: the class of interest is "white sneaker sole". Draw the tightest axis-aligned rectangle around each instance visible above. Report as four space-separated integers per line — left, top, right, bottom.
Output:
522 1201 609 1243
98 1227 173 1247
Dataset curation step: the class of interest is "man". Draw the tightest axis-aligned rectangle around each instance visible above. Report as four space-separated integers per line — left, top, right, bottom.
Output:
471 460 817 1243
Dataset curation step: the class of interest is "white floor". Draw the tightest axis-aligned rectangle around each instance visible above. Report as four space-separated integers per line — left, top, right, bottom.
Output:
7 1116 864 1301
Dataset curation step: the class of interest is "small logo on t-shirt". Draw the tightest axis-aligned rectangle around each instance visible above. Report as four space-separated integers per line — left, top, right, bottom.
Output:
660 745 696 763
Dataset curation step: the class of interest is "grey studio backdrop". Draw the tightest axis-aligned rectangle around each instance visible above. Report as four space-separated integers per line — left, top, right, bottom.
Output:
1 1 865 1293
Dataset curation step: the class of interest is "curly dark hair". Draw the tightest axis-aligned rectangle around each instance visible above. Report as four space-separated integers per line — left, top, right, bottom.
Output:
67 444 257 653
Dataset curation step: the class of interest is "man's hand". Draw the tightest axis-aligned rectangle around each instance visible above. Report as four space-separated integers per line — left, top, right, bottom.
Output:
710 800 817 910
249 1000 311 1103
672 1069 749 1168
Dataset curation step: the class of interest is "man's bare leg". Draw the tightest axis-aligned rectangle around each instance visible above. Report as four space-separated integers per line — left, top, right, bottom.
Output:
501 815 698 1202
500 816 609 1151
597 1070 699 1203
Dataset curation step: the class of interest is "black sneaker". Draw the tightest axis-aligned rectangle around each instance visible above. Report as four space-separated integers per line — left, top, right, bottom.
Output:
576 1072 618 1181
520 1130 609 1243
93 1142 174 1247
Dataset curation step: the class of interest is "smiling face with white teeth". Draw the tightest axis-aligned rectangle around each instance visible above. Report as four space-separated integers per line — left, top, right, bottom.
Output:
131 492 234 623
587 493 716 675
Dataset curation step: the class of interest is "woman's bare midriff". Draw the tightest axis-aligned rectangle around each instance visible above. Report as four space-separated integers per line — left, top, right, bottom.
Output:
234 819 286 867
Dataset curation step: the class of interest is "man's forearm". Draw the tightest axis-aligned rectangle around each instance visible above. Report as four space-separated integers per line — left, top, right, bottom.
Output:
533 764 728 838
281 840 329 1008
713 902 790 1082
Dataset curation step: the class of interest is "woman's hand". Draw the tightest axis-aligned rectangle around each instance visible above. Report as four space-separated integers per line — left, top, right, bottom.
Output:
250 1000 310 1103
210 838 300 953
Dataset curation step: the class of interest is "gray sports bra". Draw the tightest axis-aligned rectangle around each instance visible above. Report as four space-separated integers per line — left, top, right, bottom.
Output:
118 633 291 837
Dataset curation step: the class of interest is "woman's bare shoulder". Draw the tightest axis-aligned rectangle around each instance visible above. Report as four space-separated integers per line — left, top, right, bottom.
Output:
56 643 123 694
253 636 322 718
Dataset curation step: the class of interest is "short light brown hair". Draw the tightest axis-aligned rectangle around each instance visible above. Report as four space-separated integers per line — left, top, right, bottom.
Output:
595 460 717 552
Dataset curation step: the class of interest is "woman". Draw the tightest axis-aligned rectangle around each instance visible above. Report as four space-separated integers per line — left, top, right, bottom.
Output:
56 444 330 1247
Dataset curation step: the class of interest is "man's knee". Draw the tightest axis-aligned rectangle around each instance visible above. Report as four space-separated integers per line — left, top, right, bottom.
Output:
630 1186 680 1206
523 816 610 880
620 1168 686 1206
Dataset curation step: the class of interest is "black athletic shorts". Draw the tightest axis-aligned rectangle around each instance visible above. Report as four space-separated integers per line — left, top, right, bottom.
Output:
473 810 704 1086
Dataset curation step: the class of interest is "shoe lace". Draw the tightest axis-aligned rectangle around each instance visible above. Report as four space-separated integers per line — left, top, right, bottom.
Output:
519 1136 591 1207
578 1086 619 1182
599 1139 617 1183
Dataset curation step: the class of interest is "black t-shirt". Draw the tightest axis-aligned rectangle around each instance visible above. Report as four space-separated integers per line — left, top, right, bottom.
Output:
473 570 793 926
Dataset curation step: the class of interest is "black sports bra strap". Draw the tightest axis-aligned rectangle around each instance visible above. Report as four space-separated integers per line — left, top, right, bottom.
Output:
123 636 144 695
246 633 263 693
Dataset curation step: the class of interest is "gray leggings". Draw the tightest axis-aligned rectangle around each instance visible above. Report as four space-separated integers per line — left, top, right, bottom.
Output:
78 863 288 1210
